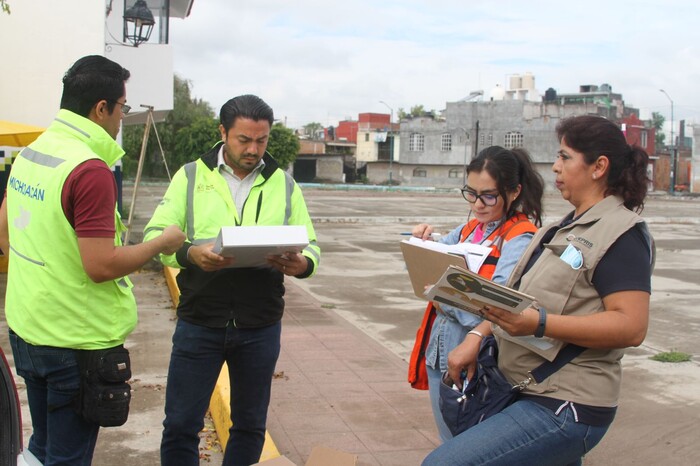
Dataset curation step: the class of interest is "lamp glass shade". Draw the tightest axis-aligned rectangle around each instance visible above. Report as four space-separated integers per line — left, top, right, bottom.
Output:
123 0 155 46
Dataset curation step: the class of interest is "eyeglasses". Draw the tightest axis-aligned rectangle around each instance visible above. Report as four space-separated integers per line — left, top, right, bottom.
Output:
460 188 499 206
112 101 131 114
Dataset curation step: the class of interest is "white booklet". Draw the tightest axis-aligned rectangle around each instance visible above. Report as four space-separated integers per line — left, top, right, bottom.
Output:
424 264 534 315
212 225 309 268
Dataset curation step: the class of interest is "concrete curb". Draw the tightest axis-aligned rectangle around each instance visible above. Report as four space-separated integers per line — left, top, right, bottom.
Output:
162 267 281 462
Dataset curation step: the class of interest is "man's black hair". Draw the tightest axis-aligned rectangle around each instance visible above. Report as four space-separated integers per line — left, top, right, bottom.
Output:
60 55 130 118
219 95 274 132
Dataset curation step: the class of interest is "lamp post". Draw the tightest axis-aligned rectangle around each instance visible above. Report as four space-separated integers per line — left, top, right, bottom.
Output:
379 100 393 184
659 89 675 194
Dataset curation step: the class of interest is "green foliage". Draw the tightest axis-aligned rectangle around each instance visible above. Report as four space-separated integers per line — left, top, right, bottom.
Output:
121 75 216 178
650 351 691 363
303 122 323 138
410 104 425 116
172 116 220 169
397 105 431 120
1 0 10 14
651 111 666 148
267 124 299 170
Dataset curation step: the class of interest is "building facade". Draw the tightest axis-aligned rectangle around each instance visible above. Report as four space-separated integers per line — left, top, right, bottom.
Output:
392 81 646 190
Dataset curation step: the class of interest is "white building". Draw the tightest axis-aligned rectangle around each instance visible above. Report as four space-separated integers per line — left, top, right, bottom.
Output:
0 0 194 127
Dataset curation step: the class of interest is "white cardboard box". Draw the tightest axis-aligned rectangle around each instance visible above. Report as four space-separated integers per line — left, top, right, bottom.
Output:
212 225 309 268
254 446 357 466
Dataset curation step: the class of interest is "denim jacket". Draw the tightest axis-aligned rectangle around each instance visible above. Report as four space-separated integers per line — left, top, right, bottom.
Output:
424 220 533 371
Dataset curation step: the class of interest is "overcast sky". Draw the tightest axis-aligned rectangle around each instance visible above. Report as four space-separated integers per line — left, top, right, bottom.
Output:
169 0 699 137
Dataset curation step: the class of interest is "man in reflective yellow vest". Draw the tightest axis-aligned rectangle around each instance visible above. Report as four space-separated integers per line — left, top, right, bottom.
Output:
0 55 185 464
144 94 320 466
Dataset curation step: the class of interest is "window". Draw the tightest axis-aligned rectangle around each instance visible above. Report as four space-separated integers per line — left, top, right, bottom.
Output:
448 168 461 178
364 133 369 142
479 133 485 147
640 130 648 148
487 133 493 146
504 131 523 149
409 133 425 151
413 168 427 177
441 133 452 152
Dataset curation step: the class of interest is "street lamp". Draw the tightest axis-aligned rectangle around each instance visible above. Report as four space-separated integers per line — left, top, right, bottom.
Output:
659 89 675 194
123 0 155 47
379 100 394 184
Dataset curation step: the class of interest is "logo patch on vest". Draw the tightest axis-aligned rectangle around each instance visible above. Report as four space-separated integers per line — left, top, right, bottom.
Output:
14 206 31 230
195 183 216 193
573 236 593 248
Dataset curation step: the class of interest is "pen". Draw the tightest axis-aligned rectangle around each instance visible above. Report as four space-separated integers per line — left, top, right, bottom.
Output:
401 232 442 239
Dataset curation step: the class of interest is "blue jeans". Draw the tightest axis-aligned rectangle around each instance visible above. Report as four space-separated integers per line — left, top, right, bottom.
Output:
427 362 453 443
9 330 99 466
160 319 281 466
421 399 610 466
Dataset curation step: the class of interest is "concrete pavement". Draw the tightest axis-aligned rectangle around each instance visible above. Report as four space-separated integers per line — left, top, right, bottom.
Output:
1 184 699 465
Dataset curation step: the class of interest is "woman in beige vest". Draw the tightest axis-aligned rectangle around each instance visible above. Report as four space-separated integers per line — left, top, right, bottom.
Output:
423 115 654 466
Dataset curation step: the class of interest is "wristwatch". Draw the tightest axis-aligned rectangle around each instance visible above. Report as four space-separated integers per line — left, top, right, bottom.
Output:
534 307 547 338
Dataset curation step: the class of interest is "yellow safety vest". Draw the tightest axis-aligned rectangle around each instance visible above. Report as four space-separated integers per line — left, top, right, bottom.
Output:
5 109 136 349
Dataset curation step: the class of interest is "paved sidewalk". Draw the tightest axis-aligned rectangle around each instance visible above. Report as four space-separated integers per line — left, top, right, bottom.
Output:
263 279 438 465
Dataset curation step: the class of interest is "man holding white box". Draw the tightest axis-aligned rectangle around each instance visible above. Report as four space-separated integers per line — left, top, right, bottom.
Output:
144 94 320 466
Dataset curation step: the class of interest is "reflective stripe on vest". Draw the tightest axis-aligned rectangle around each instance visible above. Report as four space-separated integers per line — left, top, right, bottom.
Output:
182 162 295 242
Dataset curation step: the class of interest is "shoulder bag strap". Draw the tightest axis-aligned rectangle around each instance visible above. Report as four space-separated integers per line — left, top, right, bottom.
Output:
529 344 587 384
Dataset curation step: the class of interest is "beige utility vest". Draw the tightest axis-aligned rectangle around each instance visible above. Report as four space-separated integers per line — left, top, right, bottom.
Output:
495 196 654 407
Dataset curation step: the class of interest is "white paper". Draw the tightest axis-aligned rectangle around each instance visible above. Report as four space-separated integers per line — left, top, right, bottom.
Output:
405 236 492 273
212 225 309 268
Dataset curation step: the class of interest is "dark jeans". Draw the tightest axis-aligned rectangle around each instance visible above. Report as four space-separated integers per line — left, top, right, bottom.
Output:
160 319 281 466
9 330 99 466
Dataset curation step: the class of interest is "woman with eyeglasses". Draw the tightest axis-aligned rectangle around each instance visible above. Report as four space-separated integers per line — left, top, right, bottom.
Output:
408 145 544 442
422 116 654 466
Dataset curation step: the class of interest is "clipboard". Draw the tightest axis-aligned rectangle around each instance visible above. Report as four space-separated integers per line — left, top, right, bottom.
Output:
212 225 309 268
400 240 468 299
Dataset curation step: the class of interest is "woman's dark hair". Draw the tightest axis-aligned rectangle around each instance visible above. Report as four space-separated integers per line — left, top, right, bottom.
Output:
466 145 544 226
556 115 649 212
60 55 130 118
220 94 274 133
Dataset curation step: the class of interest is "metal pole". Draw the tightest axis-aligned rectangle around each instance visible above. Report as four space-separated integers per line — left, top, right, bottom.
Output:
660 89 675 194
458 127 469 185
379 101 393 184
389 108 393 184
124 105 154 245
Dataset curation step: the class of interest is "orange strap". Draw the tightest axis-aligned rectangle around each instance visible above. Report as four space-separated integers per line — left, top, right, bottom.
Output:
407 303 437 390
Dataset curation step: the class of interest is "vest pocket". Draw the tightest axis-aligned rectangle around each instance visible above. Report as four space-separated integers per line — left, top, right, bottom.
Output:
9 245 45 266
522 244 588 316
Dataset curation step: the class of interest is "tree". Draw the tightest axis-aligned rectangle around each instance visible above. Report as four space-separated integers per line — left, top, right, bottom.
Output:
267 123 299 170
302 122 323 138
410 104 425 117
1 1 10 14
651 111 666 148
122 75 217 178
171 116 220 169
397 105 431 120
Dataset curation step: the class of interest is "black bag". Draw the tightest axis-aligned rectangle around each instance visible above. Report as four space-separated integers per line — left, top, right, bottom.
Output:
439 336 585 436
439 336 517 436
75 345 132 427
